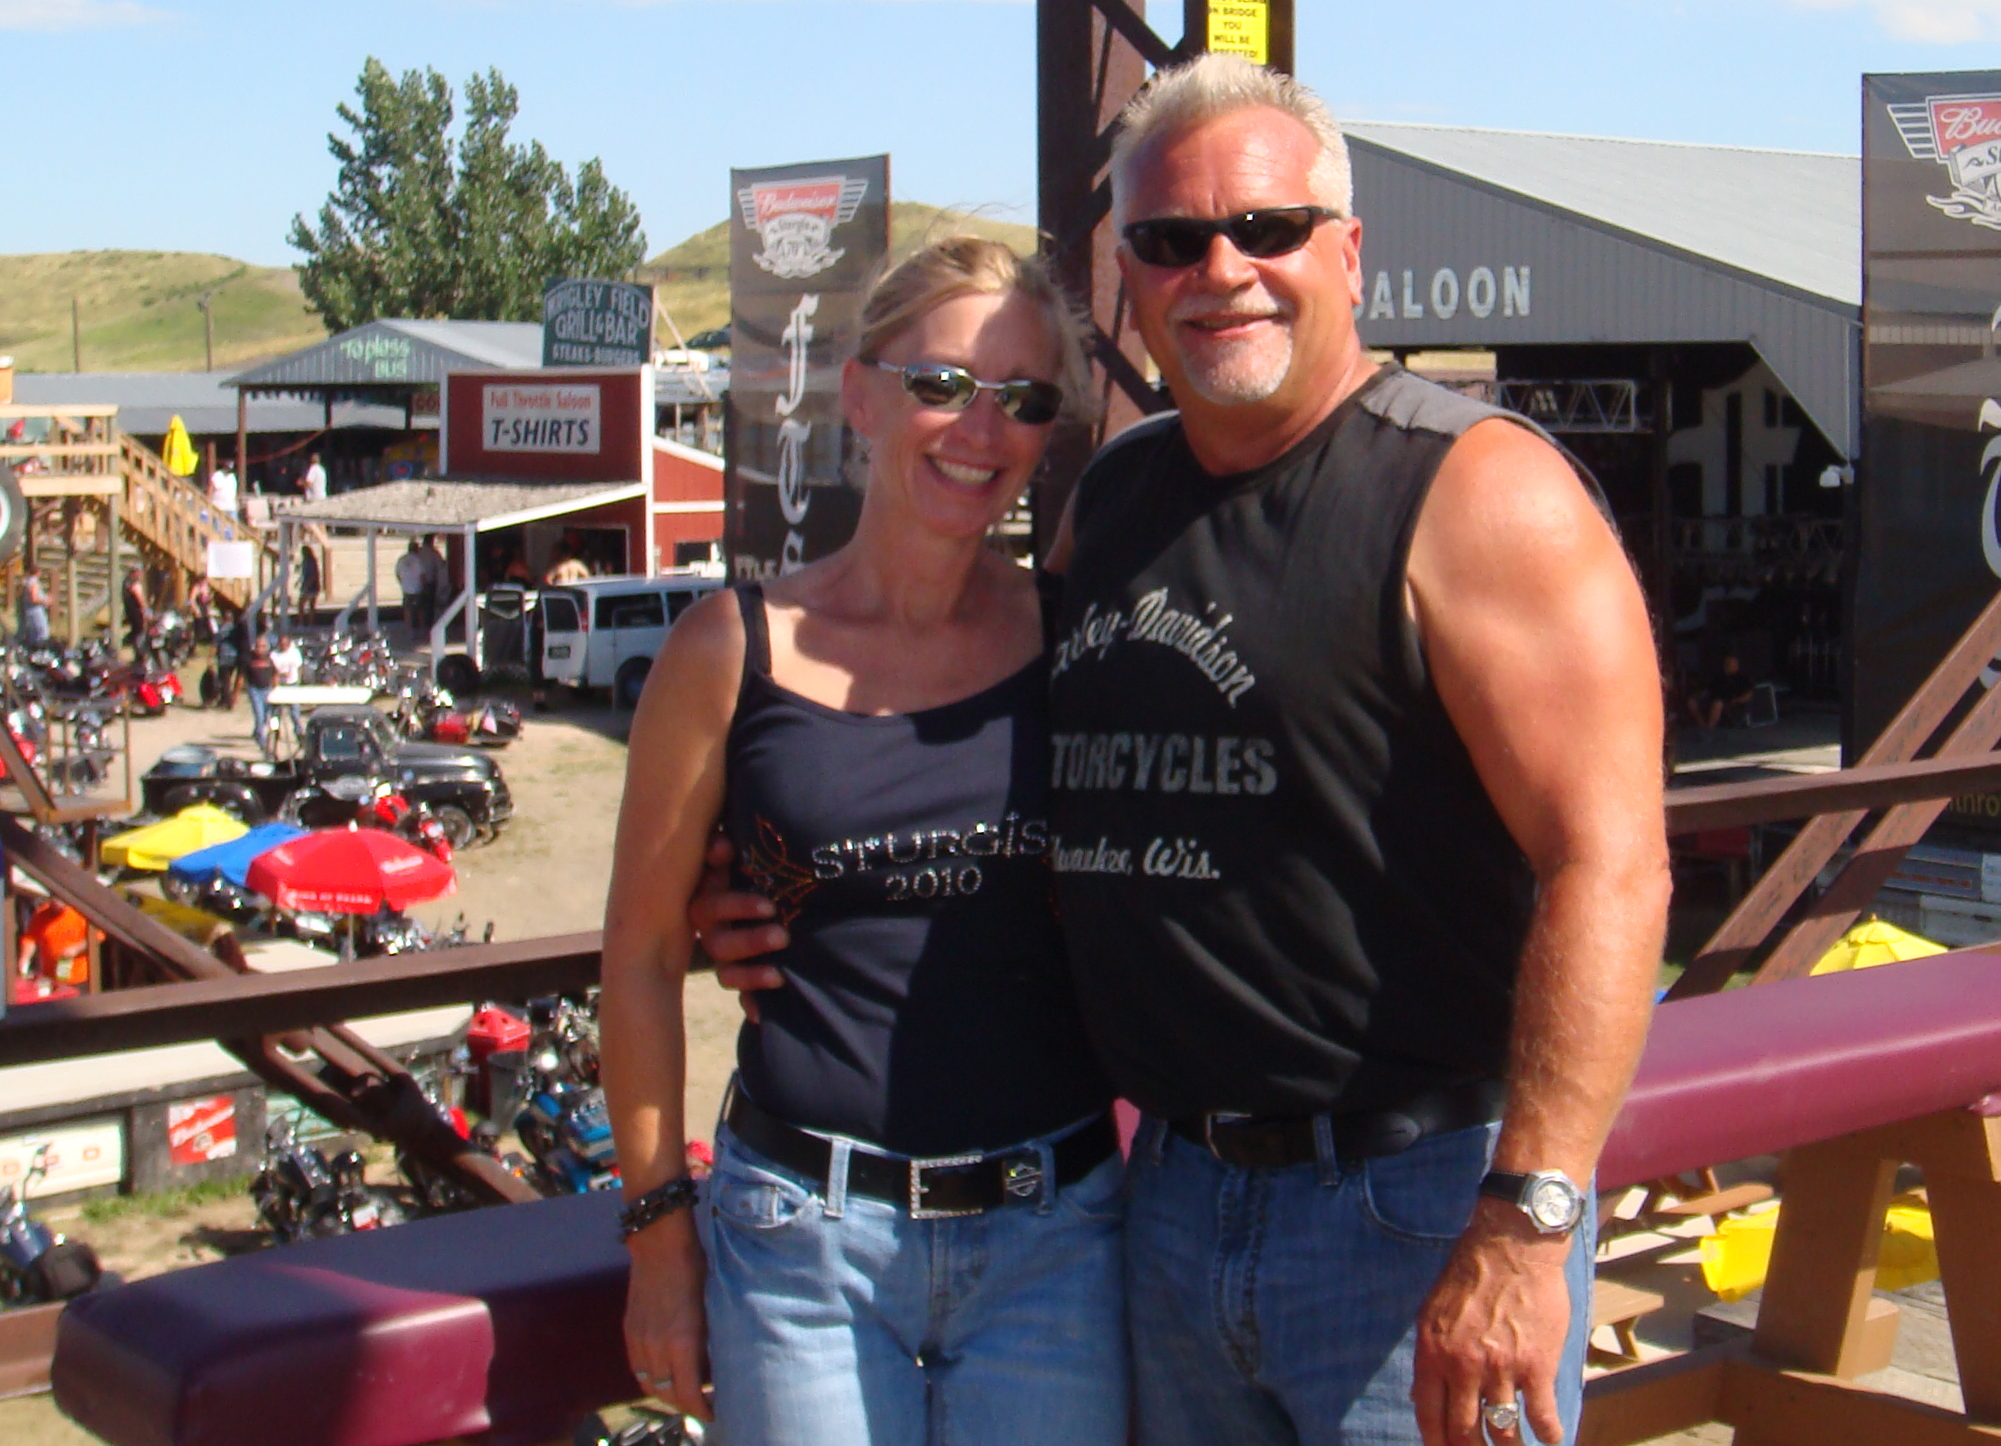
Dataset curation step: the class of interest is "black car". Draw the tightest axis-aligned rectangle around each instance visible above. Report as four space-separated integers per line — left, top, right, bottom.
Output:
143 705 513 848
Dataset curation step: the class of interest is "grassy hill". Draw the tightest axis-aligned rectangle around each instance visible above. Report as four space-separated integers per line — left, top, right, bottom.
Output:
0 251 326 373
641 202 1040 341
0 203 1036 372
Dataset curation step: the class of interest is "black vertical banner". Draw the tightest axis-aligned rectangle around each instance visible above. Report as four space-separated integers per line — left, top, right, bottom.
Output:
1854 74 2001 764
725 155 890 580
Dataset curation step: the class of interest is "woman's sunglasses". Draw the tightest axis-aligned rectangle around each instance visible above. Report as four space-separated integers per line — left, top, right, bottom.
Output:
870 360 1065 426
1121 205 1341 269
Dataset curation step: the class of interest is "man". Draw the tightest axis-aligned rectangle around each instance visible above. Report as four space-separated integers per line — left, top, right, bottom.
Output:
1687 651 1756 730
395 540 430 641
544 545 590 587
303 452 328 503
17 567 49 645
120 566 152 665
420 534 453 633
208 460 238 518
704 54 1666 1446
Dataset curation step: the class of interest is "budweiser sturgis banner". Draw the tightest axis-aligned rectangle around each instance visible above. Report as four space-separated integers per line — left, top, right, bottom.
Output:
726 156 889 579
1854 74 2001 785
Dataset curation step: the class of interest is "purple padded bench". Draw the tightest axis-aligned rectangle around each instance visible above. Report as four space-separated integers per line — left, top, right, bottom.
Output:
53 1191 637 1446
50 948 2001 1446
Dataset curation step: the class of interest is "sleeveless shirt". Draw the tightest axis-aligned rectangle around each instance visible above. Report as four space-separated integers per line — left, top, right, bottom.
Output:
1048 366 1594 1120
722 586 1109 1156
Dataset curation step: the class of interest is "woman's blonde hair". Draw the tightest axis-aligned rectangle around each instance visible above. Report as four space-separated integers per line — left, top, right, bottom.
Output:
856 236 1097 423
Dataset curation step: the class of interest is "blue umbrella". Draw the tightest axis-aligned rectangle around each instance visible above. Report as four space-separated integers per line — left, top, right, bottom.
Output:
167 822 308 889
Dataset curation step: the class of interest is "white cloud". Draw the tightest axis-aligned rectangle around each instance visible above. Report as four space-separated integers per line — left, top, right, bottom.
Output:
1789 0 2001 42
0 0 165 29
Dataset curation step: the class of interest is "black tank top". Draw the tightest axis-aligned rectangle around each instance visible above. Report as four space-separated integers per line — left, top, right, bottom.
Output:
722 585 1108 1155
1048 366 1596 1120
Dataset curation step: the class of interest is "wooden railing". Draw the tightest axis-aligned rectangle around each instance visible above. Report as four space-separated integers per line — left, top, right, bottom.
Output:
0 404 121 500
117 434 270 610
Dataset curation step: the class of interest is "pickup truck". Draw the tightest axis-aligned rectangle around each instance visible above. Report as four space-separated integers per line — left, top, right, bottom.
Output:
142 706 513 848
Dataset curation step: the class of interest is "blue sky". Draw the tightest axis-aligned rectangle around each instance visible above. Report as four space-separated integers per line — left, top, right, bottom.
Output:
3 0 2000 266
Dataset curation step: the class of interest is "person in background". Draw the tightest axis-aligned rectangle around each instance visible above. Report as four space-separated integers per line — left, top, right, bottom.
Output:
208 460 239 518
1687 651 1757 731
422 534 454 637
120 566 152 665
303 452 328 503
242 636 277 756
270 631 304 747
16 895 93 997
298 543 323 620
544 546 590 587
186 577 217 646
17 567 49 645
396 540 430 642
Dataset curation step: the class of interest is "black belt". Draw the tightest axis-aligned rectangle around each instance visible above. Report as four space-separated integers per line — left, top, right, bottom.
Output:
1168 1079 1506 1170
725 1090 1118 1219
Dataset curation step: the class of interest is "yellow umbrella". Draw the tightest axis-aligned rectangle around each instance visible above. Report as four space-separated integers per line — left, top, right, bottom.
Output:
162 414 198 478
102 804 247 871
1809 916 1946 975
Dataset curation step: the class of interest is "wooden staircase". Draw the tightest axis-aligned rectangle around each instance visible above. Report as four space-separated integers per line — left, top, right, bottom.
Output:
116 434 267 611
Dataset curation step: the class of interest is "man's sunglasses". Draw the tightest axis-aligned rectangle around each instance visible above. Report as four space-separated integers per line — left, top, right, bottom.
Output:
1122 205 1341 269
870 360 1065 426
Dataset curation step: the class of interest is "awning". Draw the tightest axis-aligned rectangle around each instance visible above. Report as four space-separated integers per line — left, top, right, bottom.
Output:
273 479 647 534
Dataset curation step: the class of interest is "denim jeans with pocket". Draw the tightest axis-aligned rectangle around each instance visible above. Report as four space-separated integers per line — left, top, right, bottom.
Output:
696 1119 1129 1446
1124 1117 1593 1446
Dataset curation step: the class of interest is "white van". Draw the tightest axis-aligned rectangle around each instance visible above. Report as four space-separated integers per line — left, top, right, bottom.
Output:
536 573 723 707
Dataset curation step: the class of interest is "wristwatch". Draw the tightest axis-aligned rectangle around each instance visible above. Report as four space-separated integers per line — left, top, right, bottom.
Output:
1478 1169 1587 1236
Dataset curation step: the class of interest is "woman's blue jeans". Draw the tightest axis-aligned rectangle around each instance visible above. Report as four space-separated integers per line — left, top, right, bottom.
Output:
247 687 272 752
696 1119 1129 1446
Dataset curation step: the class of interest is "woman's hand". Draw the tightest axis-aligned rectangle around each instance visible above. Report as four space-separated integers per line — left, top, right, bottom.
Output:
624 1211 713 1422
688 831 789 1022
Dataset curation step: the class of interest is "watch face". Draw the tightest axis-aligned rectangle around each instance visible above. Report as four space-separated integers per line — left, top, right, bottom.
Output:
1527 1175 1582 1231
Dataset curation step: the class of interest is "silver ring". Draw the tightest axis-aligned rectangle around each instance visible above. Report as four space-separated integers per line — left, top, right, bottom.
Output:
1482 1399 1521 1434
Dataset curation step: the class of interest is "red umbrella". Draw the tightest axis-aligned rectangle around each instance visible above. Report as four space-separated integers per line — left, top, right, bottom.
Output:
245 825 457 914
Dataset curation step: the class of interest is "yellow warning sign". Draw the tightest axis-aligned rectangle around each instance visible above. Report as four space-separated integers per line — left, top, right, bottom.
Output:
1207 1 1270 65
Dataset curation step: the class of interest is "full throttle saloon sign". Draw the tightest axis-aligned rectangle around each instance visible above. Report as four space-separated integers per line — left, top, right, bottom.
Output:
738 176 872 281
726 156 889 581
1889 91 2001 232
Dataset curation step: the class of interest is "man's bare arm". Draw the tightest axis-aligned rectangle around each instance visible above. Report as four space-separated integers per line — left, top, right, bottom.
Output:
1405 419 1670 1446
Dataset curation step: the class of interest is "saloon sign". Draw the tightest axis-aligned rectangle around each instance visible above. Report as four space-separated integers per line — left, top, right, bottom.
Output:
725 156 889 581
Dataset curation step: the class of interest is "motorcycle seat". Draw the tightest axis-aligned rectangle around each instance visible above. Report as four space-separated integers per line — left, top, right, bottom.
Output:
52 1191 635 1446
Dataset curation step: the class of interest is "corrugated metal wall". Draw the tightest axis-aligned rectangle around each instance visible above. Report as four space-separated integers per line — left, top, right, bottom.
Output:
1349 142 1860 457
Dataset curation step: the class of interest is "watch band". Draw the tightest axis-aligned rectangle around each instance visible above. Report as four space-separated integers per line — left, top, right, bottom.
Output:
1479 1170 1533 1204
618 1175 700 1240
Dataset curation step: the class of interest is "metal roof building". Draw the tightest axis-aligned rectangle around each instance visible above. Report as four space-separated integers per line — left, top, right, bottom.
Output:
229 320 545 398
1346 122 1860 456
10 371 411 439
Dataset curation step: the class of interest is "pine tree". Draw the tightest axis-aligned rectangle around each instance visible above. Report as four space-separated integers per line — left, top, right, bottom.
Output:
289 59 646 331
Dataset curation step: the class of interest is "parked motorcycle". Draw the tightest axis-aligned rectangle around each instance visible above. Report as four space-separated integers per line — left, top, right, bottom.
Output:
512 996 618 1195
251 1113 405 1242
281 776 455 863
387 671 521 749
0 1143 104 1307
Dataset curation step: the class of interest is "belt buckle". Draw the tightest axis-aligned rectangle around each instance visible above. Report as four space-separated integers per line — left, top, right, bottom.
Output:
908 1152 986 1219
1202 1112 1253 1161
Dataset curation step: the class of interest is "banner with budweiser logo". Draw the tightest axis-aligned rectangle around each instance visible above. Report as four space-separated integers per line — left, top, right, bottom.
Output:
726 155 890 580
1852 74 2001 778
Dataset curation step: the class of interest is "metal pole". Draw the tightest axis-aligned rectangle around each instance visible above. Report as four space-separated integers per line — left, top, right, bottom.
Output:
71 298 80 373
365 525 379 634
235 389 248 501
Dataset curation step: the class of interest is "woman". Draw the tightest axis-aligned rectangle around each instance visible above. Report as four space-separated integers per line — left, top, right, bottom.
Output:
601 237 1122 1446
242 636 276 756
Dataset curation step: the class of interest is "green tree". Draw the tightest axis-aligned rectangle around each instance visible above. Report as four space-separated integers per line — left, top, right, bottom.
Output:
289 59 646 331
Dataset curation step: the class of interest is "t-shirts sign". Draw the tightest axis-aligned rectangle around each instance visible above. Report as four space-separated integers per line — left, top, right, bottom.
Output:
482 383 602 455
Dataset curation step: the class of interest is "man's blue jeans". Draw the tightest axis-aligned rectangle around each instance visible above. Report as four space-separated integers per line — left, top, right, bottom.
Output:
1125 1117 1593 1446
696 1120 1129 1446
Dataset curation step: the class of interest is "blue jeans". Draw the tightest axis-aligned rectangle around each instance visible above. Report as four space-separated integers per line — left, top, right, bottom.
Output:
19 604 47 644
247 687 272 751
696 1119 1129 1446
1124 1118 1593 1446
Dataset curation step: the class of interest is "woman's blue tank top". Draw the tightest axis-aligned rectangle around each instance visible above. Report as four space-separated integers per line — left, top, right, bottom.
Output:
721 585 1108 1156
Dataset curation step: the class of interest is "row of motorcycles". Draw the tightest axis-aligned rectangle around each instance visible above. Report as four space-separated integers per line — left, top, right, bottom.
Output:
1 1144 104 1308
249 992 623 1248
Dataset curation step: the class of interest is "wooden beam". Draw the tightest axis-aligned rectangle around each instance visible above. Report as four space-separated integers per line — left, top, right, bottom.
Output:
1666 753 2001 834
1752 1135 1900 1378
1669 586 2001 999
1720 1356 2001 1444
0 933 606 1065
1577 1342 1733 1446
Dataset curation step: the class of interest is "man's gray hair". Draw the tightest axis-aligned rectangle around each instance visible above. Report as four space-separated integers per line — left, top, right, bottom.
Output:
1109 53 1353 230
